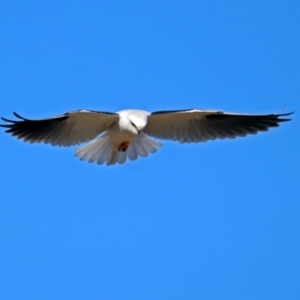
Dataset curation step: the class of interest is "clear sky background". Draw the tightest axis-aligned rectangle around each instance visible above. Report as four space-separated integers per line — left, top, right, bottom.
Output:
0 1 299 299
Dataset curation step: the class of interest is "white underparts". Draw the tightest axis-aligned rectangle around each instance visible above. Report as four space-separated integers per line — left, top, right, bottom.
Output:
74 133 162 165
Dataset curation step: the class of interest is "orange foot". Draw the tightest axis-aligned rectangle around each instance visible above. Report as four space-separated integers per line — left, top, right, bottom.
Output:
118 141 129 152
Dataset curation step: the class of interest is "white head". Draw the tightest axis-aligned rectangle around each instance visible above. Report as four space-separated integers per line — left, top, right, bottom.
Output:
118 109 149 135
127 110 148 134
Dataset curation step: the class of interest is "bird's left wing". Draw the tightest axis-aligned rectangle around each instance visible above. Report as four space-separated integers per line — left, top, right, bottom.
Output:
0 110 119 146
143 109 292 143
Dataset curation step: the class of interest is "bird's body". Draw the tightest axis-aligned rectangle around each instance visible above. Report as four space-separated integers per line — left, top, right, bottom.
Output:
1 108 293 166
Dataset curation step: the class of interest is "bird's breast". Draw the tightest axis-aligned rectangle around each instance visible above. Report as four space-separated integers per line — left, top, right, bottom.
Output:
108 123 136 152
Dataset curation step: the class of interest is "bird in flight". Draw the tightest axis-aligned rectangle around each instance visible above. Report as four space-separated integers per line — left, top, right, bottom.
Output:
1 108 292 166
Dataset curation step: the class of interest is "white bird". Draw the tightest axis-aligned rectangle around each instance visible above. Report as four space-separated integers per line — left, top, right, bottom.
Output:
1 108 292 166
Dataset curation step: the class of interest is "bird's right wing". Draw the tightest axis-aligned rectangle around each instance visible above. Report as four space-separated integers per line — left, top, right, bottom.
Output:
144 109 293 143
0 110 119 146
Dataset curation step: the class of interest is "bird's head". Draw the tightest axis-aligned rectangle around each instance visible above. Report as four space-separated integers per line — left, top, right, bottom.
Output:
127 112 148 135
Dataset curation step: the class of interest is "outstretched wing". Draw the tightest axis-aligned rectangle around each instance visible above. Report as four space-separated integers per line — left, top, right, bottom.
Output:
0 110 119 146
144 109 293 143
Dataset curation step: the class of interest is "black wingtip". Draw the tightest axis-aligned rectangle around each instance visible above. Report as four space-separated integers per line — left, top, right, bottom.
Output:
276 111 295 122
1 116 15 123
1 112 30 127
278 111 295 117
13 111 28 120
1 112 26 124
1 116 11 122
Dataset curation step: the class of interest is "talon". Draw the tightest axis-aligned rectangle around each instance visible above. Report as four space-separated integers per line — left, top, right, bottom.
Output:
118 141 129 152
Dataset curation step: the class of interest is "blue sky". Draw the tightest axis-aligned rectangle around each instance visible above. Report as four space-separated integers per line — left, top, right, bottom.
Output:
0 1 299 299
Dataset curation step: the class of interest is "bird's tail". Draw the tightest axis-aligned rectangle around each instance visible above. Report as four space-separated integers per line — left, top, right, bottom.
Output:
74 133 162 166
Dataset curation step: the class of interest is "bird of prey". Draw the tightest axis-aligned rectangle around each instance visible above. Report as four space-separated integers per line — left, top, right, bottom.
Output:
0 108 292 166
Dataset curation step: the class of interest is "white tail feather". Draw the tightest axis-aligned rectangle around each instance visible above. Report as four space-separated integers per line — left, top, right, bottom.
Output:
75 133 162 166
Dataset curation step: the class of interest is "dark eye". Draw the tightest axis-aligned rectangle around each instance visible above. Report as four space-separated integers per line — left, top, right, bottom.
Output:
130 121 137 129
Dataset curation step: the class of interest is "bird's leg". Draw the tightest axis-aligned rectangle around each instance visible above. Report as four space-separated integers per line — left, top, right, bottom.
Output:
118 141 129 152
